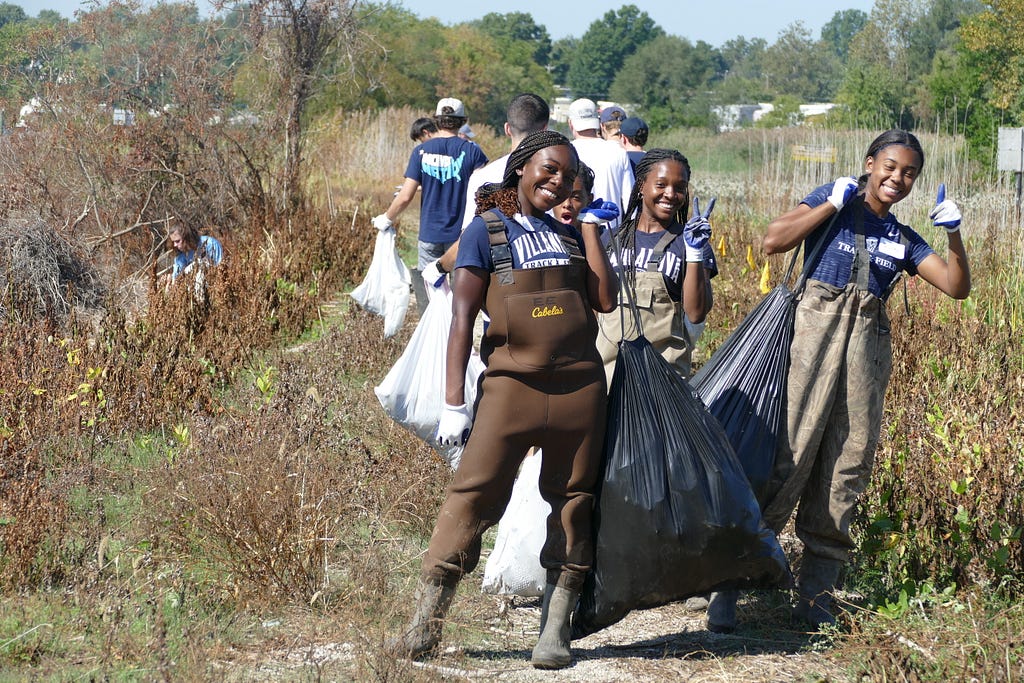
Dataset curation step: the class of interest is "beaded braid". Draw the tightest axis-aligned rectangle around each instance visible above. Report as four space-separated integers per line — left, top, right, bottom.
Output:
476 130 579 219
614 148 691 292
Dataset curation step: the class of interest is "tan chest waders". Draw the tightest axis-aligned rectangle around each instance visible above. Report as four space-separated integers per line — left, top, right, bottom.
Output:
597 225 694 384
761 197 895 562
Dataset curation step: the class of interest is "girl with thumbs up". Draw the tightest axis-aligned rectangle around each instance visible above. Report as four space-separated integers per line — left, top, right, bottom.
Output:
707 129 971 634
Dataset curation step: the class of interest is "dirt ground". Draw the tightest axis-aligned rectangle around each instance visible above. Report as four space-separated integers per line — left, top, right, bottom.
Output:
232 570 851 682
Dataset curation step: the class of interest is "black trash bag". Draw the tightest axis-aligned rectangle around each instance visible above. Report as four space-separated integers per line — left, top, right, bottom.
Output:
690 284 797 500
572 336 792 639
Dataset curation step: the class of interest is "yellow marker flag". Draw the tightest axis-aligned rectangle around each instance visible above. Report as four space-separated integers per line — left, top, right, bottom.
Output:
759 260 771 294
716 234 727 258
745 244 758 272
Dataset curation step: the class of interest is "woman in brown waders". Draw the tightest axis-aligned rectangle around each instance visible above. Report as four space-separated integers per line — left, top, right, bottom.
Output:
389 130 618 669
707 129 971 633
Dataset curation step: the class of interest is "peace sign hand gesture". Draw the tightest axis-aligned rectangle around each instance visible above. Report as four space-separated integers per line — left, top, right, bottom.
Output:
684 196 716 262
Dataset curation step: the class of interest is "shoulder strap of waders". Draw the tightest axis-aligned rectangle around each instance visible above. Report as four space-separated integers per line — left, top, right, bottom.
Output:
881 227 912 315
789 195 858 295
645 223 685 272
848 195 872 292
483 209 514 286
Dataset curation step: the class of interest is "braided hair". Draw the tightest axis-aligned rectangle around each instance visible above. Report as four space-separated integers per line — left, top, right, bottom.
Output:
613 148 691 291
476 130 578 218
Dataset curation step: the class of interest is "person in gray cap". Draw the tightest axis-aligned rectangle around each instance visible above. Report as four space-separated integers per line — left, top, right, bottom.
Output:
567 98 633 231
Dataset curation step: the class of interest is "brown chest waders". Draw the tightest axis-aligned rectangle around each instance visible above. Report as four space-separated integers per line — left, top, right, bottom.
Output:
761 199 894 563
596 226 694 385
421 212 606 589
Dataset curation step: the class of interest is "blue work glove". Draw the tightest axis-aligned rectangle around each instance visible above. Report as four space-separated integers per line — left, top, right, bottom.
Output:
437 403 472 447
928 183 962 233
579 199 620 225
684 196 715 262
827 177 858 211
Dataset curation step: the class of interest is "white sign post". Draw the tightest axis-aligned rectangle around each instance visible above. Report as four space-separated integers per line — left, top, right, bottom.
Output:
998 127 1024 220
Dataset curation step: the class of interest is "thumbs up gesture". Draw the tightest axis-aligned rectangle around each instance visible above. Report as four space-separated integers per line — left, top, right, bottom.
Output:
928 184 962 233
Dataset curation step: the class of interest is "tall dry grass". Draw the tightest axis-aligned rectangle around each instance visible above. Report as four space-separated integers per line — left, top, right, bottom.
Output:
1 108 1022 679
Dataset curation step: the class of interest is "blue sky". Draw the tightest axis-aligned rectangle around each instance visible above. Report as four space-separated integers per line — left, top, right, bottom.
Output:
35 1 876 48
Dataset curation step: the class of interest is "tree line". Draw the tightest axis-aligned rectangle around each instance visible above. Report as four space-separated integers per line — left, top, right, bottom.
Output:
1 1 1023 163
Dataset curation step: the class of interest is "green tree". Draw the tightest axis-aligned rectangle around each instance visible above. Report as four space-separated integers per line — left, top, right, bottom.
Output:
547 36 577 86
820 8 868 58
755 94 803 128
435 24 553 129
958 0 1024 112
0 3 26 29
471 11 551 66
715 36 769 104
761 22 840 101
313 5 443 113
566 4 663 99
609 34 722 122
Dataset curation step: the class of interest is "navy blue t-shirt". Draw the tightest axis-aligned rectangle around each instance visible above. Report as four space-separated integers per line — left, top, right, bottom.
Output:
405 136 488 244
801 182 934 298
600 226 688 301
456 210 586 272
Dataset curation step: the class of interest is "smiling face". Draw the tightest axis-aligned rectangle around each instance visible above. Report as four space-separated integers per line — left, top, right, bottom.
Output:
553 174 593 226
516 145 578 217
640 159 688 227
864 144 921 211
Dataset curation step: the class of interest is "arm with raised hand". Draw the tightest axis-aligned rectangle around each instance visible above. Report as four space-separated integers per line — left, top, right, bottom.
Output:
918 183 971 299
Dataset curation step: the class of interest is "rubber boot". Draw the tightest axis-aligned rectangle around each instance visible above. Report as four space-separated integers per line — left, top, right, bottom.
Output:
706 589 739 634
387 579 457 659
531 583 578 669
792 554 843 629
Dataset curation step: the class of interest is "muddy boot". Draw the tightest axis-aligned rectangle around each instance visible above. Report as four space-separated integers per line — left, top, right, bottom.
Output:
792 554 843 629
531 583 579 669
706 589 739 633
387 579 457 659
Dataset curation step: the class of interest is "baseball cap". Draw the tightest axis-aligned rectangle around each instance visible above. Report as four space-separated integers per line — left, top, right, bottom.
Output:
568 98 599 131
620 116 648 138
599 105 627 125
436 97 466 117
458 123 475 138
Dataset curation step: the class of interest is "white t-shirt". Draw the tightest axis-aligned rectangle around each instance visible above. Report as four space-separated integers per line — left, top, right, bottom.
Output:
572 137 634 231
462 154 509 230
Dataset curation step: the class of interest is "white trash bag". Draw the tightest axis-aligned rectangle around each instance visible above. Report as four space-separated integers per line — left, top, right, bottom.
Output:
350 228 411 337
482 450 549 597
374 286 483 469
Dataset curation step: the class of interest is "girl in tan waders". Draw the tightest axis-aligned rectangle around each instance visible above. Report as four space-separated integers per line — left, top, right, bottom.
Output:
388 130 618 669
707 129 971 633
595 149 716 384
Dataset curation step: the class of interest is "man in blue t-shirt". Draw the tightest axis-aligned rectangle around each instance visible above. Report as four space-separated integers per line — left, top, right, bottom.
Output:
372 97 489 270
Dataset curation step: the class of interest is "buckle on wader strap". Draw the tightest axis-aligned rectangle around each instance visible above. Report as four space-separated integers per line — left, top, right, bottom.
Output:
484 209 587 287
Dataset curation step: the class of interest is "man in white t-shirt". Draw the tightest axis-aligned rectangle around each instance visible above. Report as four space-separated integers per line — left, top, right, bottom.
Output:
568 98 633 232
460 93 552 232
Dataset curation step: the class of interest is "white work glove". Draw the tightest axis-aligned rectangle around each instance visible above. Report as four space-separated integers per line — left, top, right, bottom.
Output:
437 403 473 447
929 183 962 234
578 199 620 225
421 259 446 288
684 196 715 262
827 177 858 211
371 214 393 232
